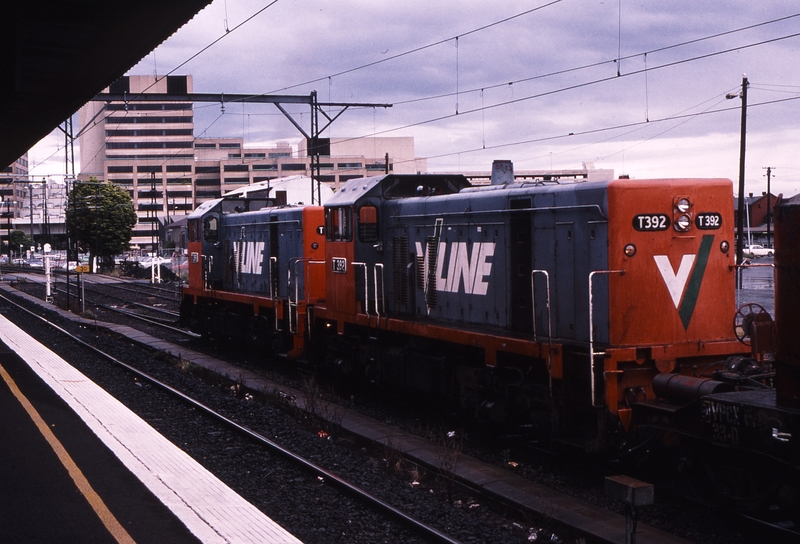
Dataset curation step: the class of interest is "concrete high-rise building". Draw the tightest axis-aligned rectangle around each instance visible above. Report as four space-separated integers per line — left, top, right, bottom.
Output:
78 74 424 250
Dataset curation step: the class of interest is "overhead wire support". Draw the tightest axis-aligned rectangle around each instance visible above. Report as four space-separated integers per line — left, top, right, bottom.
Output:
92 92 392 205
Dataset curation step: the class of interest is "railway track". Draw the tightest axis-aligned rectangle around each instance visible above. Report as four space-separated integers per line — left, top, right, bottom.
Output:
0 283 564 543
3 272 791 543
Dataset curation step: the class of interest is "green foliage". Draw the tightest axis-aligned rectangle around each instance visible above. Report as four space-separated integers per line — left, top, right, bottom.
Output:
8 230 31 253
67 178 137 265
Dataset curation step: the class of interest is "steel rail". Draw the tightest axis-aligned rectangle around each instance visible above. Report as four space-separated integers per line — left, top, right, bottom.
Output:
0 291 463 544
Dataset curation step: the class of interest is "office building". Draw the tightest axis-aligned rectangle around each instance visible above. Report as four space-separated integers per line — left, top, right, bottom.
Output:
79 74 425 250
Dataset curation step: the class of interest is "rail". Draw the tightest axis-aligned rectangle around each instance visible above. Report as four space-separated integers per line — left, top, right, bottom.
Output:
588 269 625 407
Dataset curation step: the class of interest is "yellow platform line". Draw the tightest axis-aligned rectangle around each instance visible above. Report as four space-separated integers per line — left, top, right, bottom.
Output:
0 362 136 544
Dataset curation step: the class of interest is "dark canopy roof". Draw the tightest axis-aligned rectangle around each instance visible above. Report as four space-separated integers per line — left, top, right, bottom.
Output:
0 0 213 169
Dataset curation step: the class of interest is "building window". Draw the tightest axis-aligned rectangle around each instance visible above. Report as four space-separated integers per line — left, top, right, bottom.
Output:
106 116 193 124
219 143 241 148
252 164 278 171
195 143 217 148
107 141 192 150
167 75 188 95
105 103 191 111
108 165 133 173
281 164 307 171
106 129 193 137
166 165 192 172
337 162 363 169
224 164 249 172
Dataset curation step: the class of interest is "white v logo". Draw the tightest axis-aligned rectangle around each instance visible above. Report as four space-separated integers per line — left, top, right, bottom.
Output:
654 254 696 308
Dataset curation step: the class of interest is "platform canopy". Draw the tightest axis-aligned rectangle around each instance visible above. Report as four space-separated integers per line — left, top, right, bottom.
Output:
0 0 213 170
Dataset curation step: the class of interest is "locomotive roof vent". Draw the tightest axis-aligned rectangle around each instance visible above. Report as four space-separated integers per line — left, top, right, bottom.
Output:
491 160 514 185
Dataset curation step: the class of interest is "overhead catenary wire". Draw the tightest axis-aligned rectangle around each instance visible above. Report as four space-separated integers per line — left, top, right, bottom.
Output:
39 6 800 180
335 30 800 144
269 0 565 95
386 93 800 169
391 12 800 107
74 7 800 163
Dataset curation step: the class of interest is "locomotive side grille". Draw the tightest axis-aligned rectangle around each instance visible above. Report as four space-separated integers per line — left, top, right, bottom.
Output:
416 255 425 290
426 236 438 307
392 236 409 304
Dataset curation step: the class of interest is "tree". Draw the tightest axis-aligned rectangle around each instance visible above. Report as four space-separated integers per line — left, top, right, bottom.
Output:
9 230 31 256
67 178 137 269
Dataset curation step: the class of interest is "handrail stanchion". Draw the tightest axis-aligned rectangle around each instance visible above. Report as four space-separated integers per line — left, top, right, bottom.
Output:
531 269 553 396
588 269 625 407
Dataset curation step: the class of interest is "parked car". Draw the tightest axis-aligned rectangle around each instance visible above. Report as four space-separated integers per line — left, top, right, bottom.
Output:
744 244 774 257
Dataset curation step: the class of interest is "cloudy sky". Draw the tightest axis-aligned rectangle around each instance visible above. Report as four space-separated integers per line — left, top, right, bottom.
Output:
31 0 800 196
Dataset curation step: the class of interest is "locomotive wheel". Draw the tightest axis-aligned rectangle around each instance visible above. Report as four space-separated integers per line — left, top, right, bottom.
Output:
733 303 769 345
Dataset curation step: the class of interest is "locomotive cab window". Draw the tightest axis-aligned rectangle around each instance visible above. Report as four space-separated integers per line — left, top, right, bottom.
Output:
326 206 352 242
357 205 379 242
203 215 219 242
188 218 200 242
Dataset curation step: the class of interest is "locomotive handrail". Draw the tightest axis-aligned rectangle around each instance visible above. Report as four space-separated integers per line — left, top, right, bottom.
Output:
374 263 386 319
530 269 553 397
588 269 625 407
288 258 326 334
203 255 213 290
269 256 277 300
236 227 246 286
351 262 370 316
351 262 385 321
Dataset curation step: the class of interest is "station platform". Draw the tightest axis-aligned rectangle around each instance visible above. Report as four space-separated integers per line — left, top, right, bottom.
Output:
0 314 301 544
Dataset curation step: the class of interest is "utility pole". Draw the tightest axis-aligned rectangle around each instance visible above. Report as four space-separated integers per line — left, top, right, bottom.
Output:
764 166 774 249
727 76 748 276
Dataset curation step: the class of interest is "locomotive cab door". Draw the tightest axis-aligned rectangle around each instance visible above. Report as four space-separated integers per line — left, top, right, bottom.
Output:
510 199 533 331
202 212 223 290
325 205 357 315
555 222 576 340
